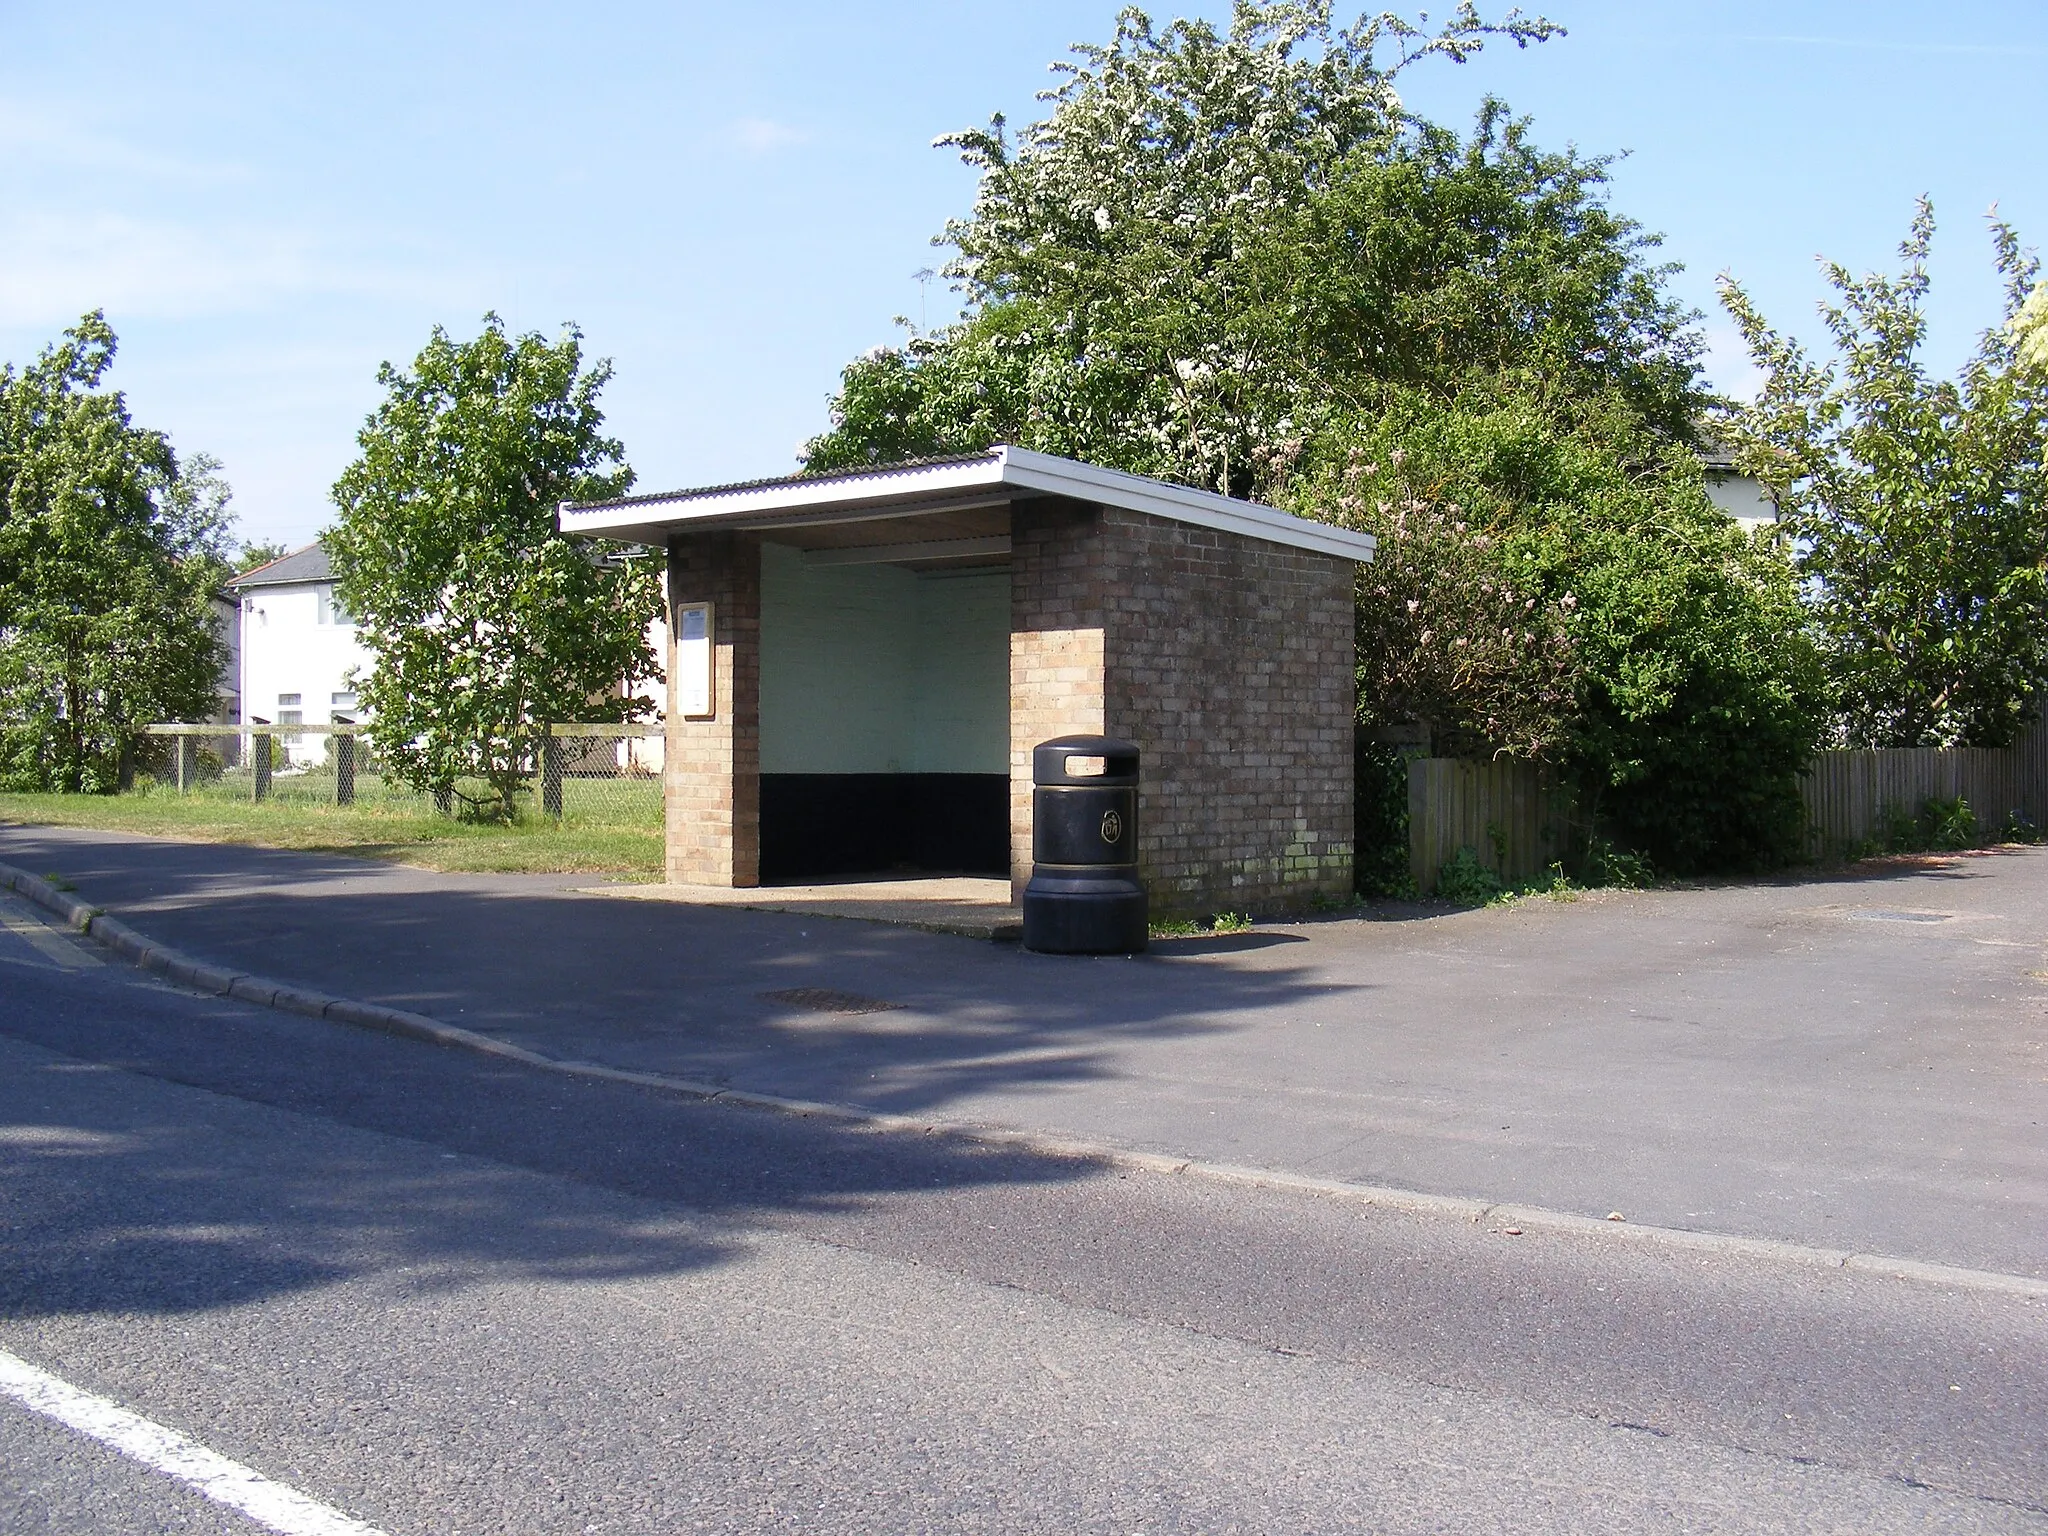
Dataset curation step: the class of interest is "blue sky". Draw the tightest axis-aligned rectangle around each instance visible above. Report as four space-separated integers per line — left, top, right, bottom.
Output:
2 1 2042 550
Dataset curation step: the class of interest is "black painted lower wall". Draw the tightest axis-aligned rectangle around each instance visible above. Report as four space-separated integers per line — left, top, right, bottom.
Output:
760 773 1010 883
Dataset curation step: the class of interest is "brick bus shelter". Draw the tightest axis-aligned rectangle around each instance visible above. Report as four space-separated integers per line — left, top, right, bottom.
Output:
560 446 1376 916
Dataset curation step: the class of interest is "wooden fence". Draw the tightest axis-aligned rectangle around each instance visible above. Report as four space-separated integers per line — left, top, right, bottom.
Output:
1401 718 2048 892
1407 756 1564 895
1799 719 2048 856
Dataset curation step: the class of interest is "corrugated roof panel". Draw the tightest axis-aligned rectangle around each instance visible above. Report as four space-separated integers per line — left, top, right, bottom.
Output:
574 451 1004 512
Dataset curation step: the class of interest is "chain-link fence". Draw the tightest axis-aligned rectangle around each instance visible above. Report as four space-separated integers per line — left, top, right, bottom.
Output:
141 723 664 828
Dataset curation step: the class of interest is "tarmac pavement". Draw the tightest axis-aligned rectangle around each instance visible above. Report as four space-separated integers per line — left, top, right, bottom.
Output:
2 822 2043 1279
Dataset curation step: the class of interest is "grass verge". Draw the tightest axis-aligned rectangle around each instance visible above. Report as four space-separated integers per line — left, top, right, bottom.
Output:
0 789 663 876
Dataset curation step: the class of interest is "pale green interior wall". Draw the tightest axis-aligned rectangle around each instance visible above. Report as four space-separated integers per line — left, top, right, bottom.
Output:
758 541 1009 775
909 568 1011 773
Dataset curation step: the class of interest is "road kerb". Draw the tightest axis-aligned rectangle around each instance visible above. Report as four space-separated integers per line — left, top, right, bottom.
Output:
5 856 2044 1303
0 863 99 932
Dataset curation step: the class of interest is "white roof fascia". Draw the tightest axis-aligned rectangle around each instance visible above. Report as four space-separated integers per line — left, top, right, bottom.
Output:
558 457 1009 545
559 446 1377 564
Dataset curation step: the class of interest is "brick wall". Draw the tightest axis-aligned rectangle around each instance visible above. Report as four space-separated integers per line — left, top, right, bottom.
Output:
1010 500 1356 914
1009 501 1109 891
664 532 761 886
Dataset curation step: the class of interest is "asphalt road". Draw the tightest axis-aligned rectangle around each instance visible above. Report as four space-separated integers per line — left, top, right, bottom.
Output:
4 824 2044 1277
2 891 2044 1533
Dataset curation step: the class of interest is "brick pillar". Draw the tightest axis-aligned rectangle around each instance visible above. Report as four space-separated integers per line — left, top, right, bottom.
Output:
1008 500 1109 898
665 532 762 887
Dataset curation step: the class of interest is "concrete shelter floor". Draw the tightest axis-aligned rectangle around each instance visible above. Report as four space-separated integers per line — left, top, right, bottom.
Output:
1 822 2043 1279
586 875 1018 939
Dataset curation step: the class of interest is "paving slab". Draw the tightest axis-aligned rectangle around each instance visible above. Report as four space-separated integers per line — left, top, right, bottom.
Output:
1 821 2043 1277
584 875 1018 938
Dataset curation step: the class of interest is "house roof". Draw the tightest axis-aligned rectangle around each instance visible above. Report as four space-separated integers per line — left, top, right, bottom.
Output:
559 445 1378 564
227 542 333 589
1698 439 1742 473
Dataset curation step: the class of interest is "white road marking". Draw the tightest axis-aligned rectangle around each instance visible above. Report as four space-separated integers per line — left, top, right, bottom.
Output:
0 1348 390 1536
0 901 100 969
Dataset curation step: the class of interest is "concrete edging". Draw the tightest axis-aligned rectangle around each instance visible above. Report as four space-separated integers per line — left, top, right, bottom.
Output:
4 856 2043 1302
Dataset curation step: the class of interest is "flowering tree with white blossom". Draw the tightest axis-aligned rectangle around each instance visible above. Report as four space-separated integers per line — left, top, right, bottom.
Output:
806 1 1828 872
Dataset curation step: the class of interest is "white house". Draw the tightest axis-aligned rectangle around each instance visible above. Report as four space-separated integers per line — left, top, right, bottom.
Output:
224 540 667 771
1700 440 1781 531
224 544 369 766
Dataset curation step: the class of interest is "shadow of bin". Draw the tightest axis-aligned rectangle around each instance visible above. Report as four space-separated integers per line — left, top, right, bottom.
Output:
1023 735 1147 954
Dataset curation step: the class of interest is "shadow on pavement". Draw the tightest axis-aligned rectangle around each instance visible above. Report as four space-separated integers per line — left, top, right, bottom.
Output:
1694 845 2038 890
1145 931 1308 956
0 826 1368 1121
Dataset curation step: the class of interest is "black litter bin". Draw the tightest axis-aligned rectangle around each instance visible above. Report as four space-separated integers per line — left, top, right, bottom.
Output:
1022 735 1147 954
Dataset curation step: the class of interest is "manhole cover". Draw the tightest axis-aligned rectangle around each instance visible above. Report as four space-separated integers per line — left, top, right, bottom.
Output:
1846 909 1951 924
760 987 902 1015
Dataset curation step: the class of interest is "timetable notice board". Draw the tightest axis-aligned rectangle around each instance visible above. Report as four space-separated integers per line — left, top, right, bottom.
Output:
675 602 714 718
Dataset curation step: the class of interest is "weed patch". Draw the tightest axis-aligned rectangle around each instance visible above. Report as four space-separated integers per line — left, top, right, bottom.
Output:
1149 910 1255 939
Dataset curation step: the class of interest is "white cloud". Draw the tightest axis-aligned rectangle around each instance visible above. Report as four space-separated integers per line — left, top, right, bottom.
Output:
0 210 484 328
724 116 810 155
0 101 253 185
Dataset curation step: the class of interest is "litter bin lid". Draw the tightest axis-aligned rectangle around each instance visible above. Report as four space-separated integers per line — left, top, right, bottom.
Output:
1033 735 1140 786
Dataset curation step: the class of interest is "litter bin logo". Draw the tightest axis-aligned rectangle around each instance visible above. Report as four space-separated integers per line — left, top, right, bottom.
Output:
1099 810 1124 845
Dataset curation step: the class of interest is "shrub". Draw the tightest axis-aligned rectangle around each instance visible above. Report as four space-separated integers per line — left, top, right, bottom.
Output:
1322 396 1826 876
1353 737 1416 898
1435 845 1506 905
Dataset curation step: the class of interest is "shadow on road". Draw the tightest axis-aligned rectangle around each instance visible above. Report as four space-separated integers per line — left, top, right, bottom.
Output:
0 957 1115 1321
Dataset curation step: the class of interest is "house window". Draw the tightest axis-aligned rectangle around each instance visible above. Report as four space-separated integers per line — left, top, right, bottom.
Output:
277 694 302 745
317 590 352 626
331 691 358 710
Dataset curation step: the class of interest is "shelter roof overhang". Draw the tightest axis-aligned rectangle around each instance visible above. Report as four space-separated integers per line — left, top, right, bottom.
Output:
558 445 1377 565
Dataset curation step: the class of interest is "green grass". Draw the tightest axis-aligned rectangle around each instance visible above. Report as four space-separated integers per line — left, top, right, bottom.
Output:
0 777 665 876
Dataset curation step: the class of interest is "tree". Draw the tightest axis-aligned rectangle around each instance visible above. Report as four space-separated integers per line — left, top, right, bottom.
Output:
235 539 288 574
803 0 1817 873
326 314 661 820
2015 279 2048 373
801 2 1719 483
1311 444 1579 763
1720 201 2048 748
808 101 1706 484
0 313 231 793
